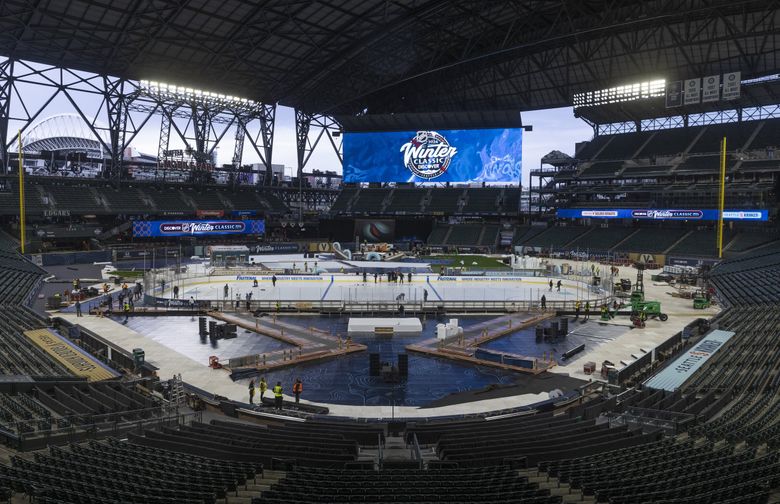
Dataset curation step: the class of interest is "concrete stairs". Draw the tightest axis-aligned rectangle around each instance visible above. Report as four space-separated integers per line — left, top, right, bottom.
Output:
519 467 594 503
216 469 285 504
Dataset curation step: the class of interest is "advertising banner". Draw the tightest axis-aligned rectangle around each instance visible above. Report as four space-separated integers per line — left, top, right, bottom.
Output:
251 243 301 253
629 252 666 266
343 128 522 183
232 210 258 217
196 210 224 217
308 242 333 252
556 208 768 221
354 219 396 243
132 219 265 237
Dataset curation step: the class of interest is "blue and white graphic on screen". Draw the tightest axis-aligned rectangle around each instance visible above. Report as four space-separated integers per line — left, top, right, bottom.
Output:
343 128 522 183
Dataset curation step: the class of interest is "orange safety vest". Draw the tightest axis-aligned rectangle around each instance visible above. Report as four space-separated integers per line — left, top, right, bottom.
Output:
293 382 303 394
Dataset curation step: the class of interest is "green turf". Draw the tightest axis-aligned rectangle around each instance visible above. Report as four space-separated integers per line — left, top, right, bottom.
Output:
421 254 510 272
111 270 145 278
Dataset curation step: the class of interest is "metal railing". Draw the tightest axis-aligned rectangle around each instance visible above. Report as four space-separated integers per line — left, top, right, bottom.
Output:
377 433 384 470
142 265 612 314
411 433 423 470
6 405 201 450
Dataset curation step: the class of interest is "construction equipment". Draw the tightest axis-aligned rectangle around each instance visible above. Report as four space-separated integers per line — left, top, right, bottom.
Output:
631 301 669 321
693 290 712 309
630 265 645 304
628 265 668 321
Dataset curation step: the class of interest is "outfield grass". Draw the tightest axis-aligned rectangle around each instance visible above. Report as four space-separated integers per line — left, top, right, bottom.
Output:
421 254 510 272
111 270 145 278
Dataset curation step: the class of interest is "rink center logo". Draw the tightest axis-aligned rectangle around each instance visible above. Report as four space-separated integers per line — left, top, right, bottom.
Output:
160 221 246 234
400 131 457 179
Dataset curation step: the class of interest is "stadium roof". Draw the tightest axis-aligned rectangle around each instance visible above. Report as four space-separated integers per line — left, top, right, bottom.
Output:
0 0 778 116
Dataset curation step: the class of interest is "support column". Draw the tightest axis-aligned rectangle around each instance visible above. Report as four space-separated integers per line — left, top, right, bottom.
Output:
295 108 312 180
232 116 246 168
0 59 14 175
104 77 129 180
259 103 275 184
192 106 212 162
295 110 342 179
157 106 173 180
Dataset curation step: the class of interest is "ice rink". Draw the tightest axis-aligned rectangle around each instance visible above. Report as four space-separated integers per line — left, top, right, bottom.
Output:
158 273 600 304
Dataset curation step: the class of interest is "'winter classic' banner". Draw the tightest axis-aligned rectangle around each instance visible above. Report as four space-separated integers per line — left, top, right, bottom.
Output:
556 209 768 221
343 128 522 183
133 219 265 237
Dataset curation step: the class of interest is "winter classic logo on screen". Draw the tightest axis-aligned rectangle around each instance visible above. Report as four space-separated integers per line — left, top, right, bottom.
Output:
399 131 457 179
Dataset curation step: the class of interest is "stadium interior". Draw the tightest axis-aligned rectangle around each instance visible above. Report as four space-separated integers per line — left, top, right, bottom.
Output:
0 1 779 503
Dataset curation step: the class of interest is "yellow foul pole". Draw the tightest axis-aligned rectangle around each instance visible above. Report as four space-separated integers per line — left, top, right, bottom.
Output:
717 136 727 258
18 130 25 254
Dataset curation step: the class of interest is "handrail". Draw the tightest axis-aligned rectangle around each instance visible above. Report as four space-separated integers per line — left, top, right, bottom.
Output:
411 433 423 470
377 432 384 470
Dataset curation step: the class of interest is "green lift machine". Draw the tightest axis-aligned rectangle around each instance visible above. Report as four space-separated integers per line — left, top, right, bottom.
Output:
629 265 668 322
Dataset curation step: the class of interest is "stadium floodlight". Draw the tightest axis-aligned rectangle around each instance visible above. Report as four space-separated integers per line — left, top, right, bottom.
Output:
138 79 261 111
573 79 666 108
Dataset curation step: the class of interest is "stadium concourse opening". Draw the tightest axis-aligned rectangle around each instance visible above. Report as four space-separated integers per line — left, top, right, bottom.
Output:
2 1 780 503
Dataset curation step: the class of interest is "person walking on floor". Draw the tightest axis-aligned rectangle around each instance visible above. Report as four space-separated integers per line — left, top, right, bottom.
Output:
423 289 429 303
123 302 130 323
574 300 581 320
408 272 412 283
259 377 267 402
549 279 553 291
584 302 591 321
75 299 82 317
189 296 195 310
541 295 546 311
271 274 277 287
248 379 256 404
293 378 303 404
224 284 229 299
273 381 283 410
173 285 179 299
556 280 562 292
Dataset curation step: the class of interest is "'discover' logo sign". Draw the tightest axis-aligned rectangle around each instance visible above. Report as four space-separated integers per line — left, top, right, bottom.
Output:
631 209 703 220
400 131 457 179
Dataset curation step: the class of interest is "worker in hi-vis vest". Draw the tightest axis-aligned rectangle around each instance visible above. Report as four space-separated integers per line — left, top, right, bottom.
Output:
293 378 303 404
273 382 283 410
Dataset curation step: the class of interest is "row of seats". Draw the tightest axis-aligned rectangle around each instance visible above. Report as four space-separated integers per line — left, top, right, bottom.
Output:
125 418 384 467
427 224 500 247
0 179 289 216
0 306 67 376
331 187 521 215
514 225 777 256
0 437 261 504
255 466 559 504
579 118 779 162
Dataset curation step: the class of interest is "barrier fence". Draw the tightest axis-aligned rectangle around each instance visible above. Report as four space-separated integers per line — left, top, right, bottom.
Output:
6 406 202 451
141 266 612 314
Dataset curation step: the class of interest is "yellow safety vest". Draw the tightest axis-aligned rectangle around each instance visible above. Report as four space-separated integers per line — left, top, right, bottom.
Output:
273 385 283 398
259 381 267 392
